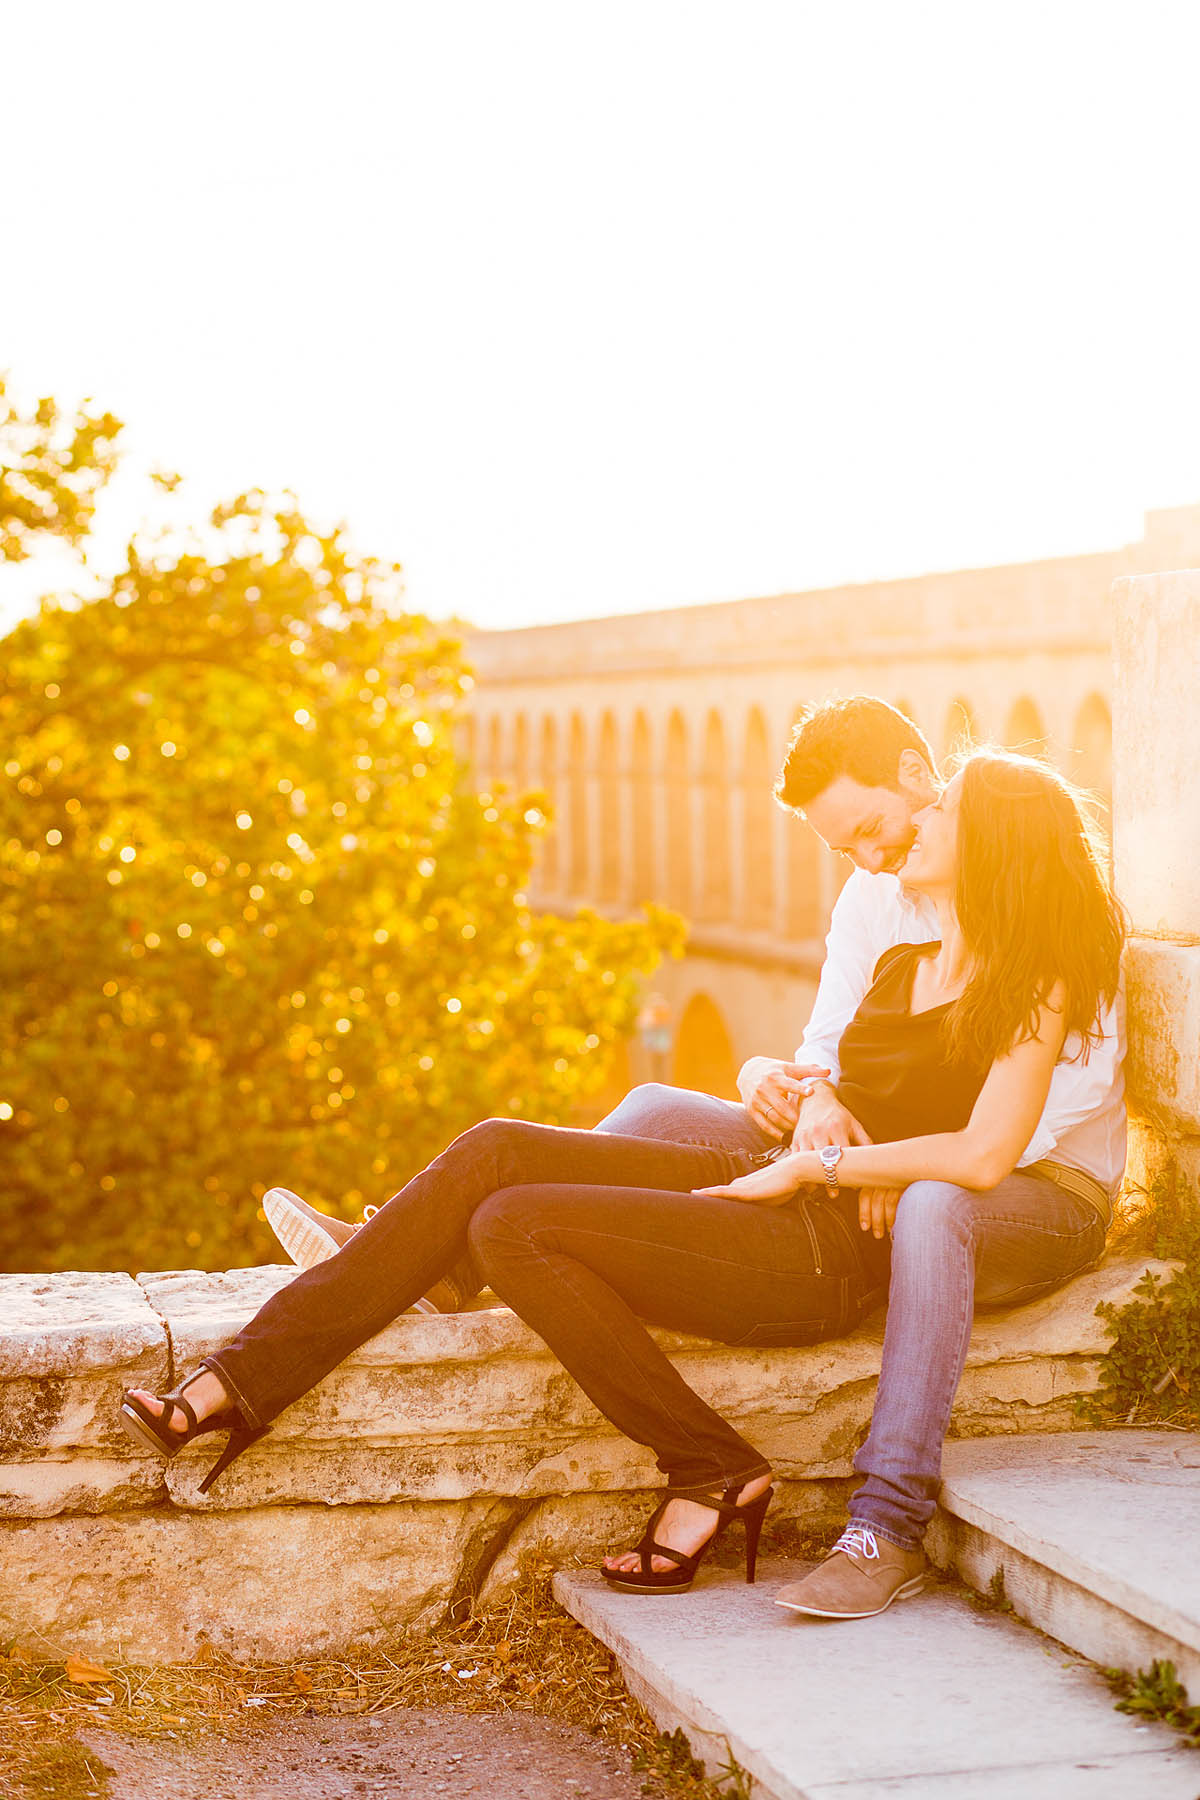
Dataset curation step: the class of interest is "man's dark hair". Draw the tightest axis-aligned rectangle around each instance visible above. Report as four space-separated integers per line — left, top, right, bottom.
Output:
775 696 936 813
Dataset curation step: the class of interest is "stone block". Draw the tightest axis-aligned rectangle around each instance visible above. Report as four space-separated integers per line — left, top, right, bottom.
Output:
1125 937 1200 1135
0 1497 497 1663
1113 569 1200 938
0 1273 167 1516
554 1561 1198 1800
932 1430 1200 1695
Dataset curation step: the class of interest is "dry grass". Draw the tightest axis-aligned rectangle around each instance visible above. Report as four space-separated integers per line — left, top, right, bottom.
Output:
0 1522 835 1800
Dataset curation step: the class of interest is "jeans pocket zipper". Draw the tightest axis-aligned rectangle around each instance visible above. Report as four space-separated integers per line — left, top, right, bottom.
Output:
796 1192 824 1278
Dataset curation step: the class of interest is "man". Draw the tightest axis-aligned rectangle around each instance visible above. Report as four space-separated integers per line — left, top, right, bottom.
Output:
599 693 1123 1618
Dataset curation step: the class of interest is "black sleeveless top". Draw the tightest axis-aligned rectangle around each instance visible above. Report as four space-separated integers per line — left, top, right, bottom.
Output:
835 943 990 1145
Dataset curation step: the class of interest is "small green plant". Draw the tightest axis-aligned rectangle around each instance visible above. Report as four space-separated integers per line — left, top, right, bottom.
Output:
631 1729 754 1800
1103 1659 1200 1747
1077 1169 1200 1428
967 1568 1014 1615
712 1747 756 1800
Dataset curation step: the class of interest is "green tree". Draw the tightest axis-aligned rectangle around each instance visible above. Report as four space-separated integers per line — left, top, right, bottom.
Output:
0 491 681 1273
0 376 123 562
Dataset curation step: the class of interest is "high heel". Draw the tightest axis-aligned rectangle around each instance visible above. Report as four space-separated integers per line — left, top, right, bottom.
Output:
118 1375 267 1494
601 1478 773 1595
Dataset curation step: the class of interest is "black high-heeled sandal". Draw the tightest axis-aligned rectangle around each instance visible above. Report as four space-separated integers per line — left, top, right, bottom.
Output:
118 1374 266 1495
601 1478 774 1595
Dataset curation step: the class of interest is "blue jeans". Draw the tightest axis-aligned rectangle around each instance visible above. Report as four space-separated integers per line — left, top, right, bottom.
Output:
596 1081 773 1154
850 1173 1107 1549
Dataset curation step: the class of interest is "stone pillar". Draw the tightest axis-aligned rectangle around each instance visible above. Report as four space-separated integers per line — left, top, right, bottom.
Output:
1113 571 1200 1189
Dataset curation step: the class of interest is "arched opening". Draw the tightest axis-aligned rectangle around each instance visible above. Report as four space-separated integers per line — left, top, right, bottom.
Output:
664 710 691 914
698 709 732 922
630 710 655 905
568 712 588 894
942 697 978 765
672 992 740 1099
741 707 776 932
1004 696 1048 759
597 711 621 904
537 714 560 890
1072 692 1112 824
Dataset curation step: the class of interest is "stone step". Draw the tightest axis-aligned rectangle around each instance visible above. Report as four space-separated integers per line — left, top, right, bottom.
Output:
553 1558 1198 1800
931 1429 1200 1696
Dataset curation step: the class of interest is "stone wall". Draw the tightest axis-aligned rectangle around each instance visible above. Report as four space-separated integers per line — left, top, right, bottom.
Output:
1114 570 1200 1190
0 1257 1173 1661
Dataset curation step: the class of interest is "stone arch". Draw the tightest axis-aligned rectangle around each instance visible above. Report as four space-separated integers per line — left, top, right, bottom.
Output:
537 713 560 890
741 707 776 932
630 710 655 904
596 710 621 904
942 696 978 764
664 709 692 914
1004 696 1048 758
698 709 732 922
1072 692 1112 819
672 991 740 1099
567 711 588 894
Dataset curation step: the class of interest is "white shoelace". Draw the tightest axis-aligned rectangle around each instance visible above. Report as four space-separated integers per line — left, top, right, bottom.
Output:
833 1524 881 1563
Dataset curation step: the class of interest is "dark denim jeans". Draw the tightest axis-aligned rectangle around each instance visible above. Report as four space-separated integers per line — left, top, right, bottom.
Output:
206 1114 878 1488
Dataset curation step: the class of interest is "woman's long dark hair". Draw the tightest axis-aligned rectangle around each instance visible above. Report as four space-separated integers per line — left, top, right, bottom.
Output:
944 750 1125 1068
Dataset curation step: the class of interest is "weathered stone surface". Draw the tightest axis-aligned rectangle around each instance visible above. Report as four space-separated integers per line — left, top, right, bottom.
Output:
128 1255 1175 1510
555 1561 1197 1800
1125 938 1200 1135
1113 569 1200 940
0 1498 497 1662
0 1272 167 1516
0 1272 165 1378
931 1429 1200 1694
0 1254 1177 1656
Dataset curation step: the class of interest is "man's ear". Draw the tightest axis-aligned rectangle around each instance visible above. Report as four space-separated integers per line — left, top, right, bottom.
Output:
896 749 939 803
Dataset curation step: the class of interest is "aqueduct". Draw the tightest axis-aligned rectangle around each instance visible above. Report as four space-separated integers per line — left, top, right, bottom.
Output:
464 503 1200 1098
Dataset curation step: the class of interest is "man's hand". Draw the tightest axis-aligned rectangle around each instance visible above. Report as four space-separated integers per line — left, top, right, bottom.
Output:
789 1083 873 1153
859 1187 902 1239
739 1059 832 1142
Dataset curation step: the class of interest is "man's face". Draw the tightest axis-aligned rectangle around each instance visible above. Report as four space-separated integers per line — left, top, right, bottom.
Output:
803 766 935 876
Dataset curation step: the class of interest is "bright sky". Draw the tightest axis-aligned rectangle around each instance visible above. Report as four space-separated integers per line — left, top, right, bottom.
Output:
3 1 1199 634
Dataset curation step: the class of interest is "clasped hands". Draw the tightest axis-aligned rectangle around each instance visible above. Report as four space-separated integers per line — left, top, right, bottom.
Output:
697 1060 901 1238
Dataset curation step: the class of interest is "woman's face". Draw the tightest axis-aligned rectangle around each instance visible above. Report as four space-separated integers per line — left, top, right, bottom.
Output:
899 771 962 892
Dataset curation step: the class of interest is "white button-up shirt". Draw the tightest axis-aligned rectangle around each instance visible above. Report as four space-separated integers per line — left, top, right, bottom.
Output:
795 869 1127 1196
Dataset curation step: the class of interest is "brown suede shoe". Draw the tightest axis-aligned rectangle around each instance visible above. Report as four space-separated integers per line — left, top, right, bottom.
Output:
775 1524 928 1619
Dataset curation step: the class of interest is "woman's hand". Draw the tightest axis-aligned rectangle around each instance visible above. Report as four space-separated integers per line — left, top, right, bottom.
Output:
859 1187 902 1239
693 1153 814 1207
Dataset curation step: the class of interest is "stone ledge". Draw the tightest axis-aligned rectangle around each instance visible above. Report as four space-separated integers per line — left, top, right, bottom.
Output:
0 1254 1178 1658
1 1257 1175 1519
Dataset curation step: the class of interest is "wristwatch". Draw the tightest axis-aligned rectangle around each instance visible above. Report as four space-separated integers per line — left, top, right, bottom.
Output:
819 1144 844 1193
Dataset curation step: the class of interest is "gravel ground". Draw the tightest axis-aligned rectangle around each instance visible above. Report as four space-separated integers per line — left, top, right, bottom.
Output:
76 1707 650 1800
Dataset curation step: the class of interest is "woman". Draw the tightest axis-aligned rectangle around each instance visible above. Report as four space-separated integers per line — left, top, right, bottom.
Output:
120 750 1124 1605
